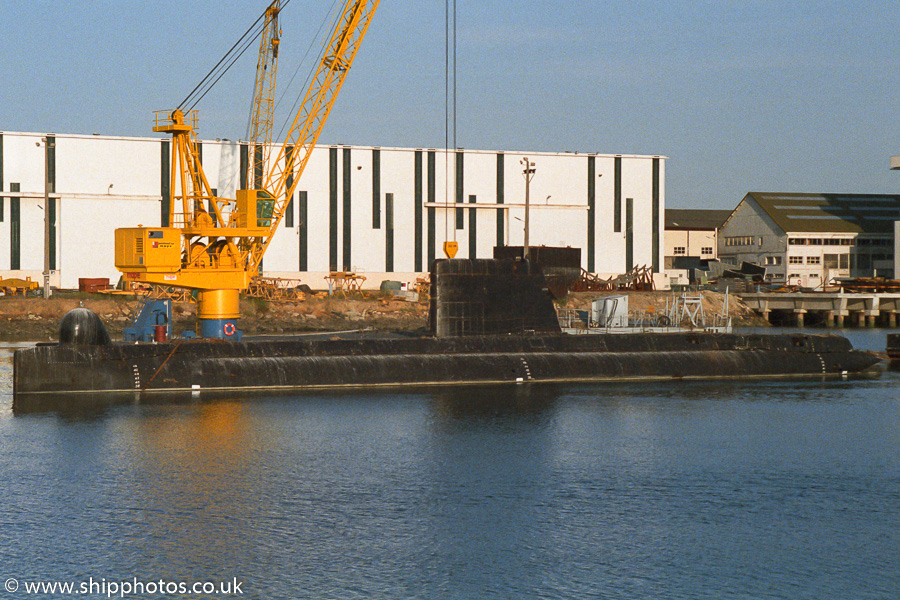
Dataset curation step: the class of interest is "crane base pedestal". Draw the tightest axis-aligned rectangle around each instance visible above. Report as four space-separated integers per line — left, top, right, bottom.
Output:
197 289 242 340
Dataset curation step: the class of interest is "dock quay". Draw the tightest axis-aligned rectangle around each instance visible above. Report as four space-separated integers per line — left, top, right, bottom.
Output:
739 292 900 327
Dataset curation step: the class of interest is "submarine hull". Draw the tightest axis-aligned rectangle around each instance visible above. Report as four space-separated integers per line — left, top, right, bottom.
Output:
13 332 881 409
10 260 884 411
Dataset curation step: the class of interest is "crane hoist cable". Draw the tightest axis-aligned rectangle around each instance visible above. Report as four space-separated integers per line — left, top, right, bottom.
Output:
273 0 341 114
190 28 263 112
443 0 458 255
179 21 264 111
180 0 295 113
444 0 449 244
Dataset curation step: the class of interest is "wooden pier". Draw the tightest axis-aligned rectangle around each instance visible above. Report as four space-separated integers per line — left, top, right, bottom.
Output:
739 292 900 327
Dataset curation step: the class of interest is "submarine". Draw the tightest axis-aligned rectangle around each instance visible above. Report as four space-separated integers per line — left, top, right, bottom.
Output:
12 259 882 411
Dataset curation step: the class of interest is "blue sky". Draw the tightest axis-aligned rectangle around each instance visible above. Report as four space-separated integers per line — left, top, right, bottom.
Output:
2 0 899 209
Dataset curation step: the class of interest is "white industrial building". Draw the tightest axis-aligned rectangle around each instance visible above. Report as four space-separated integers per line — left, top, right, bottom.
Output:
0 130 666 290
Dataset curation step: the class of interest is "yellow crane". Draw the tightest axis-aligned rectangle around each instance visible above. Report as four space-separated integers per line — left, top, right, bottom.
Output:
115 0 380 338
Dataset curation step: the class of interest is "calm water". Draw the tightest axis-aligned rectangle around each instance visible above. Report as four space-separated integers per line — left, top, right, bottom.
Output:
1 330 898 599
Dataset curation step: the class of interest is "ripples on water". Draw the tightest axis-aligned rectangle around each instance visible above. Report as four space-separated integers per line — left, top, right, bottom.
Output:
0 331 898 599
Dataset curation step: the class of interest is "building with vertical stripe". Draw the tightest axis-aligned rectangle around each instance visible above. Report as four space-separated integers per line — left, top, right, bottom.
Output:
0 131 666 289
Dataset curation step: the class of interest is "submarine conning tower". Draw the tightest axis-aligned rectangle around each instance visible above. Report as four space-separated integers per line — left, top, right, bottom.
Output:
428 258 561 337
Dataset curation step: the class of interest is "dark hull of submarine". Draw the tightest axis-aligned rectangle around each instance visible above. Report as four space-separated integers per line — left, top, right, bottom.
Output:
11 259 882 408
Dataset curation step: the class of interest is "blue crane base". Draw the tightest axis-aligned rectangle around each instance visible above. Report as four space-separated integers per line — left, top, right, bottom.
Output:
200 318 243 341
124 299 171 342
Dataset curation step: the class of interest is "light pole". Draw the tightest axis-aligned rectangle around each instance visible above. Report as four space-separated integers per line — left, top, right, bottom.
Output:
520 157 536 260
41 137 54 299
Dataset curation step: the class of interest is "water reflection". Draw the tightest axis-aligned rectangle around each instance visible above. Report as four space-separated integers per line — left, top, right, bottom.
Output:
118 401 261 581
431 383 562 421
12 390 196 418
12 382 566 420
12 365 886 420
423 387 559 597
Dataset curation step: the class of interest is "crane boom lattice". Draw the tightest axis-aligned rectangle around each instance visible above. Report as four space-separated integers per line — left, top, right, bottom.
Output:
249 0 282 188
253 0 379 272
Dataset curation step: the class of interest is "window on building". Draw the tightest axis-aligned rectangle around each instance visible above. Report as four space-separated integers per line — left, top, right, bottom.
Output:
824 254 838 269
839 254 849 269
806 256 820 265
765 256 783 266
857 254 871 269
724 236 753 247
809 273 820 278
790 237 840 246
701 247 713 255
857 238 891 247
285 193 294 228
673 246 686 256
789 256 803 264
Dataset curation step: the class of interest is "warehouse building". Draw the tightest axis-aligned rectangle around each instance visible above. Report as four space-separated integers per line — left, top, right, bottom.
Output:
664 208 731 265
0 131 665 290
718 192 900 287
663 208 731 285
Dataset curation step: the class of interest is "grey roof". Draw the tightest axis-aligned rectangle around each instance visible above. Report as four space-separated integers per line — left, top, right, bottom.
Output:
744 192 900 234
665 209 732 231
